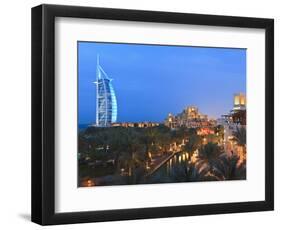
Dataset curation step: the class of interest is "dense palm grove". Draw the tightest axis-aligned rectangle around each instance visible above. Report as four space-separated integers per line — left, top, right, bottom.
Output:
78 125 246 186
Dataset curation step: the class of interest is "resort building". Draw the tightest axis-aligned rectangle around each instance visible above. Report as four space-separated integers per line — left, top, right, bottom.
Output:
94 55 117 127
218 93 246 158
165 106 215 129
219 93 246 126
112 122 160 128
233 93 246 111
165 113 178 129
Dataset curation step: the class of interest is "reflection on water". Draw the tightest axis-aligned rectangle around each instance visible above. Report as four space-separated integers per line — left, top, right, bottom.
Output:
148 152 189 183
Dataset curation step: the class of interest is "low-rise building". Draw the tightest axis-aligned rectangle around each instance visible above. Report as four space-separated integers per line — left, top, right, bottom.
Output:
112 122 160 128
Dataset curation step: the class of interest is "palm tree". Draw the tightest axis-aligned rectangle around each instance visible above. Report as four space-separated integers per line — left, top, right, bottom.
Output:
168 161 205 182
195 143 223 180
199 142 222 162
232 126 247 165
184 133 201 161
185 163 208 182
233 126 246 146
212 154 246 180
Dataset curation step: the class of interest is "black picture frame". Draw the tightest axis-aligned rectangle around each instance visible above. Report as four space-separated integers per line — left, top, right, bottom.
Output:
31 4 274 225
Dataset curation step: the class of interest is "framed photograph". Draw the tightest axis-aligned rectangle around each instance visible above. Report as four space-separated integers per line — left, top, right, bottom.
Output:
31 4 274 225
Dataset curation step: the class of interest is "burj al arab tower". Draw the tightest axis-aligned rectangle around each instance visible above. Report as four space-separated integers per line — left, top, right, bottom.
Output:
94 55 117 127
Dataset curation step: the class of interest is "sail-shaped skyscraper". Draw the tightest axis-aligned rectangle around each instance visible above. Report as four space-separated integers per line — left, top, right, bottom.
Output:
94 55 117 127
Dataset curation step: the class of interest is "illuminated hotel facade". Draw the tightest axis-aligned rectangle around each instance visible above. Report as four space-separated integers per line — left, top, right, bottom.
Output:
217 92 246 159
94 56 117 127
233 93 246 111
164 106 216 129
112 122 160 128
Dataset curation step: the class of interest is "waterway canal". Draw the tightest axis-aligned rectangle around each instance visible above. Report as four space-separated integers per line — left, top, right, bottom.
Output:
146 152 190 183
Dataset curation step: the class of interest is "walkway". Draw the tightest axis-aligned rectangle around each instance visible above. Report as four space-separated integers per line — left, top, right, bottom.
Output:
145 151 181 177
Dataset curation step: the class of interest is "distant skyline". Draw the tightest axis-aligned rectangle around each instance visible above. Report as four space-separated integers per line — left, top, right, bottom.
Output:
78 42 246 125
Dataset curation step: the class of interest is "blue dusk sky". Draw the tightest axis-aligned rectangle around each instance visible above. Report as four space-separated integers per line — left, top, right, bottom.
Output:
78 41 246 125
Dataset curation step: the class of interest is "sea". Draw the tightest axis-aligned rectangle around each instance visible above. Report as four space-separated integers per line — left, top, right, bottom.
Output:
78 124 91 131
